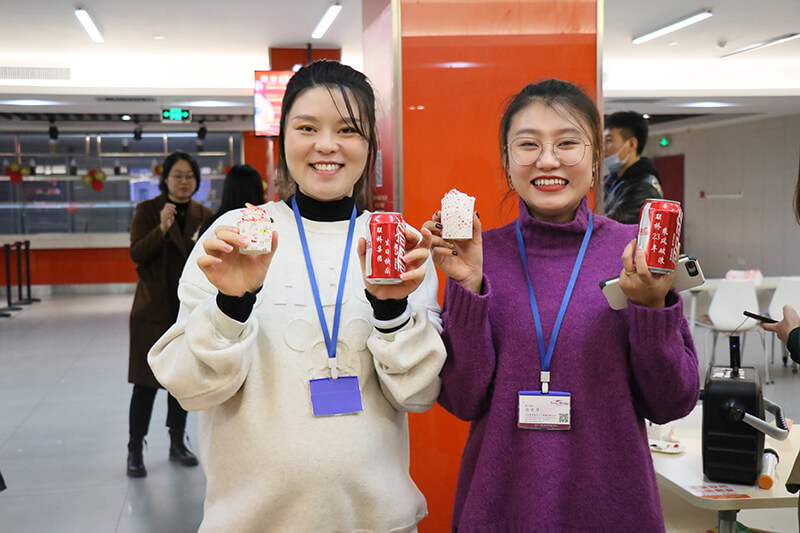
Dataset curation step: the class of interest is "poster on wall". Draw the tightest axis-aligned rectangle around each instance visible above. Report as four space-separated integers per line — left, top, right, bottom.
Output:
254 70 294 137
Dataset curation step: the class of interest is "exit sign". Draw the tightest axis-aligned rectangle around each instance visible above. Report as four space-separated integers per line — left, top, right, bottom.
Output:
161 108 191 123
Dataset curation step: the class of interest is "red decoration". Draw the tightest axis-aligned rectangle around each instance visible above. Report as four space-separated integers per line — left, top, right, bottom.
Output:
9 171 22 183
153 164 163 175
91 180 104 191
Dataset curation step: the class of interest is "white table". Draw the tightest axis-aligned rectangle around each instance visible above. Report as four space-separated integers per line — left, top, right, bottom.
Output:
684 277 782 382
684 276 781 339
653 406 799 533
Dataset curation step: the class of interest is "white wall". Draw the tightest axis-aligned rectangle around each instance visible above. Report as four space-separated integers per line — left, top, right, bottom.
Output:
645 114 800 278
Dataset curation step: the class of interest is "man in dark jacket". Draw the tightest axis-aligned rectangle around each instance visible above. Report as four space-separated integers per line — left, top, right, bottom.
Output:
602 111 663 224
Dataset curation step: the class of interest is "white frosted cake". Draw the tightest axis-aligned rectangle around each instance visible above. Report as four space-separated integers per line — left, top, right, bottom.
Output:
441 188 475 240
237 204 273 255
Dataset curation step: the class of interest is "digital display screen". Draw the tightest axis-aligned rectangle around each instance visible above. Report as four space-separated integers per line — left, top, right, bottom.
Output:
254 70 294 137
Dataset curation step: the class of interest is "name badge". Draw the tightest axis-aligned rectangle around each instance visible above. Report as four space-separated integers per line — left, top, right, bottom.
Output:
310 376 363 416
518 391 571 430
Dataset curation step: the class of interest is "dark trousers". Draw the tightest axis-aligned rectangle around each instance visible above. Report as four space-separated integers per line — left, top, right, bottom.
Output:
129 385 187 440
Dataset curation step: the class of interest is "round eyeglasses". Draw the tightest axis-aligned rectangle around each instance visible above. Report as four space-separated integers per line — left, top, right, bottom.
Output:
507 137 591 167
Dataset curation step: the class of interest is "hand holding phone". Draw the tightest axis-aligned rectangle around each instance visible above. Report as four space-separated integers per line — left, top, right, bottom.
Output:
743 311 778 323
600 255 705 310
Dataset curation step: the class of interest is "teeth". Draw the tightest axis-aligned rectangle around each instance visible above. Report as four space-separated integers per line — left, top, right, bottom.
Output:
313 163 341 171
534 178 567 186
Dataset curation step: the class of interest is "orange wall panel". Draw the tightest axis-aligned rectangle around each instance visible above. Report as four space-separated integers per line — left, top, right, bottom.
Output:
0 247 137 286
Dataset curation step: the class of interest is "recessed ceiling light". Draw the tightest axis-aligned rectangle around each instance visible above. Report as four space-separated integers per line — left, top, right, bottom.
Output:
74 7 104 44
721 33 800 58
632 9 713 45
154 35 165 40
312 3 342 39
121 114 132 121
0 99 66 106
642 113 650 119
667 41 678 46
675 102 739 108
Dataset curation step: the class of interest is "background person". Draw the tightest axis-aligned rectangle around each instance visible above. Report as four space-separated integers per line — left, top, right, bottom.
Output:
148 60 446 532
198 164 265 236
425 80 699 532
760 163 800 526
127 151 212 478
603 110 663 223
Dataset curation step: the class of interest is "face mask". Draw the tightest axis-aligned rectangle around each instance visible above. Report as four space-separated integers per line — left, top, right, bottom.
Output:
604 148 627 174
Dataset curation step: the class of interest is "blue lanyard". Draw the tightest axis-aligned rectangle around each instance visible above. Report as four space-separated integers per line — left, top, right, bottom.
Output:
515 211 593 393
292 196 357 379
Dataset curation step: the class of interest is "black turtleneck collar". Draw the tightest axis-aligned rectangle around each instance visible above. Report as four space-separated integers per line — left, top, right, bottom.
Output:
286 188 361 221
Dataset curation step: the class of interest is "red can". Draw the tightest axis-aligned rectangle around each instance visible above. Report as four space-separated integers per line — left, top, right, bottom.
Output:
365 212 407 284
635 199 683 274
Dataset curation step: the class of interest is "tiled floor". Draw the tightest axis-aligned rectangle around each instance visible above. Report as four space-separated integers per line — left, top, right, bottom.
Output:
0 293 204 533
0 292 798 532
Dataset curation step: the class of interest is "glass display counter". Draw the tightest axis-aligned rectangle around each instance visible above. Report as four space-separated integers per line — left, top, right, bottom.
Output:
0 131 241 237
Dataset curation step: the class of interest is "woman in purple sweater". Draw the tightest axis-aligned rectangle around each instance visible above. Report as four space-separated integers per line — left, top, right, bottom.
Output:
425 80 700 532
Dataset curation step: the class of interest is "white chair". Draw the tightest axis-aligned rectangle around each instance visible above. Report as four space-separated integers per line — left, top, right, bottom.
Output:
767 276 800 369
696 279 772 383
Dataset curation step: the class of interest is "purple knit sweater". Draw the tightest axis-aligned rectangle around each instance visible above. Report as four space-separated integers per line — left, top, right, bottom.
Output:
439 197 699 533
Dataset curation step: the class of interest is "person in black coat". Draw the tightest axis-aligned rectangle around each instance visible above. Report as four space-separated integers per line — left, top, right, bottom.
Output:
602 111 664 224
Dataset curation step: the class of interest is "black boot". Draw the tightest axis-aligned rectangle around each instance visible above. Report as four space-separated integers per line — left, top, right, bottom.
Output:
169 429 198 466
127 438 147 478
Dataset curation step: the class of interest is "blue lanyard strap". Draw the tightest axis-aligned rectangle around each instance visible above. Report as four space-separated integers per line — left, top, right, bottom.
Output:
292 196 357 374
515 211 593 387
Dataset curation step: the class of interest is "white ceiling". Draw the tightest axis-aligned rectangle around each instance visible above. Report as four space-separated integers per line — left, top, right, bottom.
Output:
1 0 799 132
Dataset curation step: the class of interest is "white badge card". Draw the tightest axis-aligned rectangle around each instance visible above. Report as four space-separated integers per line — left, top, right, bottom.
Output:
518 391 571 430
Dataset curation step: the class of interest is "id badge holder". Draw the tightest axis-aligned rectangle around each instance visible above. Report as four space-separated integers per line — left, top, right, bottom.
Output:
518 391 571 430
310 376 363 416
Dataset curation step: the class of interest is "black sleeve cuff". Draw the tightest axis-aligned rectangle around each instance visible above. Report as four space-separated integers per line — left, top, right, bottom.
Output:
788 327 800 365
364 290 410 333
216 287 262 323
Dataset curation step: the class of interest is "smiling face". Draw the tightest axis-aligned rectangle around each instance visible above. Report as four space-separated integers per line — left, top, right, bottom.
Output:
284 86 369 202
506 101 594 222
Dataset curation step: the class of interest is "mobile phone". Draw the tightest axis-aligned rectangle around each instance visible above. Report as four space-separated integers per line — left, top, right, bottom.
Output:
599 255 706 310
743 311 778 323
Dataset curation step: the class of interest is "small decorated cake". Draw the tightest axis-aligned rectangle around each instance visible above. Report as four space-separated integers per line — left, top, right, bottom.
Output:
441 189 475 240
237 204 273 254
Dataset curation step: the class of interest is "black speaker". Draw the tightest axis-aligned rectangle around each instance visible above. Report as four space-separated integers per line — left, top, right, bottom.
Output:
701 336 764 485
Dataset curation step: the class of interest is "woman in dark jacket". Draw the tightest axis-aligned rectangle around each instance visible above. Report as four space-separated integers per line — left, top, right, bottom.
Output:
127 151 212 477
760 158 800 524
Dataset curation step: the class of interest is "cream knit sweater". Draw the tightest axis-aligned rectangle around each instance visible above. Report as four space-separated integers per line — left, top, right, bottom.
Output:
149 201 446 533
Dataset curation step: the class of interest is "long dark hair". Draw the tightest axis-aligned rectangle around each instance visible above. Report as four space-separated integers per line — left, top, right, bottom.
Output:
199 164 264 234
275 60 377 210
498 79 602 201
158 151 201 195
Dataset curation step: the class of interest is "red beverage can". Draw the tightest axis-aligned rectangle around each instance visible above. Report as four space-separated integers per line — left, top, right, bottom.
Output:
365 212 407 284
635 199 683 274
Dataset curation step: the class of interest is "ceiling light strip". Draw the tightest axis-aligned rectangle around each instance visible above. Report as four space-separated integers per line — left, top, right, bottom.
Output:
74 7 104 44
721 33 800 58
632 9 713 45
312 4 342 40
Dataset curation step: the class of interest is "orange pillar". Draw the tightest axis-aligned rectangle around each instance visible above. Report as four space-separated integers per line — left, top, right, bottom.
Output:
365 2 600 531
